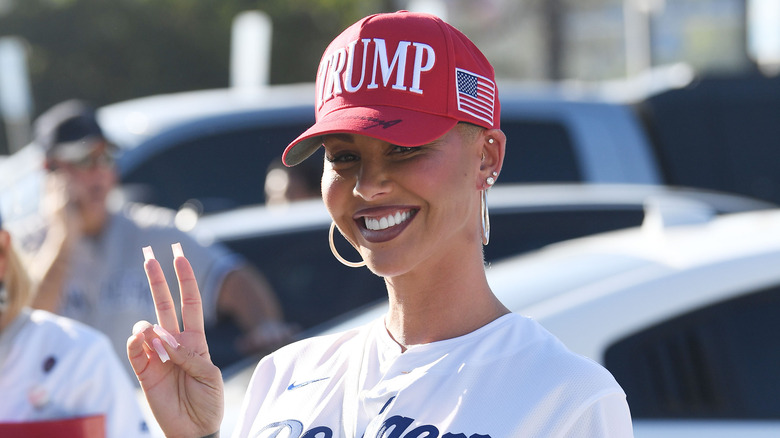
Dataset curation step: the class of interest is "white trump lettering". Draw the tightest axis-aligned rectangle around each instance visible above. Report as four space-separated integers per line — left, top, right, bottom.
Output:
316 38 437 109
317 48 347 107
410 42 434 94
368 38 411 91
344 38 372 92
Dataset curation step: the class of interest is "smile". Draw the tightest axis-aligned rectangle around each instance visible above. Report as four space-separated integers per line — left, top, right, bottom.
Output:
364 210 412 231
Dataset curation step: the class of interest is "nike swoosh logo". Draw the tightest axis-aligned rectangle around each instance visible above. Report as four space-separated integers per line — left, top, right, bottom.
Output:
287 377 330 390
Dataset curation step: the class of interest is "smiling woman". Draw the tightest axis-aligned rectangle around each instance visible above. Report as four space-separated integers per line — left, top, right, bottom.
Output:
127 11 635 438
320 125 496 281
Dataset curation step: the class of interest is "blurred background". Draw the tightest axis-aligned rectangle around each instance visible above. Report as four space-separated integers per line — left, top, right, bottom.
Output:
5 3 780 434
0 0 778 155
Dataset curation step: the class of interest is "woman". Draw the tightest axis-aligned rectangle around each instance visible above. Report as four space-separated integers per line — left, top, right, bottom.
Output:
128 11 634 438
0 210 151 437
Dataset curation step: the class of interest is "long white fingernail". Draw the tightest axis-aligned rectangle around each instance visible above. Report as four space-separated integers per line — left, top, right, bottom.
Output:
143 246 155 262
152 338 170 363
132 320 153 336
172 242 184 258
153 324 180 348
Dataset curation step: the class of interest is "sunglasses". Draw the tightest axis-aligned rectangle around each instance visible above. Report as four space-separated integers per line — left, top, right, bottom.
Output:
53 150 115 171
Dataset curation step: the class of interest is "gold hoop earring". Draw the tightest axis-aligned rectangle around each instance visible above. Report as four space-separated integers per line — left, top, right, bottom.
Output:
329 222 367 268
481 189 490 245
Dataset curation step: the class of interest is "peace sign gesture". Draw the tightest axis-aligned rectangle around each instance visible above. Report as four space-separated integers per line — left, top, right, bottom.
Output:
127 243 224 437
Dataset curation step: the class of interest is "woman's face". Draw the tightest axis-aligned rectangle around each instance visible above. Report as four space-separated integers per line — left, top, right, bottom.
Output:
49 142 117 231
321 125 483 278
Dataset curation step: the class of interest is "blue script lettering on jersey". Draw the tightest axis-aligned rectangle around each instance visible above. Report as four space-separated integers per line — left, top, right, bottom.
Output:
251 416 490 438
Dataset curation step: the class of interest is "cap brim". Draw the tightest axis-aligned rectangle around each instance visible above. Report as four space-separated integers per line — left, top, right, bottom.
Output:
283 106 458 166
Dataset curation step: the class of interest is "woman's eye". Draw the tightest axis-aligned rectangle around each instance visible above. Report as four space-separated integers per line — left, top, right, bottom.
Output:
326 152 358 163
392 146 416 154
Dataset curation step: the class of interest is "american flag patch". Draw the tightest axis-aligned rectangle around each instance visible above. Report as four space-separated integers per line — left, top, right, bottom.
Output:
455 68 495 125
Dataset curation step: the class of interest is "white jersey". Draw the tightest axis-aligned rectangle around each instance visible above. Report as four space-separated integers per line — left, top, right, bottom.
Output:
234 313 633 438
0 308 151 438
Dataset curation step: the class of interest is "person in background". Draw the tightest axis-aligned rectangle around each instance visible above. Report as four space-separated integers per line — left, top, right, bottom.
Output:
0 206 151 438
264 156 322 206
15 99 295 378
127 11 633 438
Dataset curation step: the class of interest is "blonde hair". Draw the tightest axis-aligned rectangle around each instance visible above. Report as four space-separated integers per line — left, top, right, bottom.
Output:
1 232 32 324
457 122 485 143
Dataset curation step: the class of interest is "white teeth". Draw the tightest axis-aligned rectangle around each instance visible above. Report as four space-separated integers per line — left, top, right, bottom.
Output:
365 211 411 231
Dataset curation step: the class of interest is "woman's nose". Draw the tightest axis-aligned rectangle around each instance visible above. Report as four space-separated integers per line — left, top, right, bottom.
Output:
353 159 391 201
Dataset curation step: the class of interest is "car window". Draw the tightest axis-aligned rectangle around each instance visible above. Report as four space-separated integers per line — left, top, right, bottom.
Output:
499 120 582 183
604 283 780 419
485 208 644 263
121 122 314 212
638 75 780 205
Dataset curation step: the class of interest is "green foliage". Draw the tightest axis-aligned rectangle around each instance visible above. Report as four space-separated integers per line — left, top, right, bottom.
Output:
0 0 394 120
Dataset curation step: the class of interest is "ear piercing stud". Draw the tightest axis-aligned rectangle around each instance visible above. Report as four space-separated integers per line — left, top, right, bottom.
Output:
486 171 498 186
488 138 495 144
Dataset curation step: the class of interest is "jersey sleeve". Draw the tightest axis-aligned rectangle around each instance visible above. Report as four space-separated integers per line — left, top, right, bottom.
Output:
560 392 634 438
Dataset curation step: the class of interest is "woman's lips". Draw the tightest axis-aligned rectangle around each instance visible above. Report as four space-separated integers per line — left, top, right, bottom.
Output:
354 207 417 243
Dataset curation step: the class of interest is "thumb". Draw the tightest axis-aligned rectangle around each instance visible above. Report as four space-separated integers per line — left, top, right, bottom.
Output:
127 329 151 378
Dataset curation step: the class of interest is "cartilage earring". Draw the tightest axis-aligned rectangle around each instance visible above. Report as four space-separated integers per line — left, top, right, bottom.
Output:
488 138 495 144
329 222 367 268
486 171 497 186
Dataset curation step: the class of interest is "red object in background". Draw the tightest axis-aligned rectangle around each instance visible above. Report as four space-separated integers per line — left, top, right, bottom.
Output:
0 414 105 437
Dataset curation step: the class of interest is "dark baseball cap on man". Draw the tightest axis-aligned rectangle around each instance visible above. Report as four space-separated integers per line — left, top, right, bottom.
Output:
33 99 114 163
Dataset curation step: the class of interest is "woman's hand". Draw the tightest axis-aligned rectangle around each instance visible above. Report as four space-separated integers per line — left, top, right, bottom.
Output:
127 243 224 437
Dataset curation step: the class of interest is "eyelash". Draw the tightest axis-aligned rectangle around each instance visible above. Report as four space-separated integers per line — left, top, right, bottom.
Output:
392 146 416 154
325 152 357 163
325 145 417 161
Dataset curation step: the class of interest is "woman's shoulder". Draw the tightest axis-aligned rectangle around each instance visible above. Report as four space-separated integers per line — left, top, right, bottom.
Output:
25 309 113 351
461 314 623 392
4 310 121 386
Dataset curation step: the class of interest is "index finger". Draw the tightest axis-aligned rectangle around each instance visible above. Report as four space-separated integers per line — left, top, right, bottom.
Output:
172 242 205 333
143 246 180 332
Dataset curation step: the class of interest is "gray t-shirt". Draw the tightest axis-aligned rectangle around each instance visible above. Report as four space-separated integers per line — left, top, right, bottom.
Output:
19 203 240 380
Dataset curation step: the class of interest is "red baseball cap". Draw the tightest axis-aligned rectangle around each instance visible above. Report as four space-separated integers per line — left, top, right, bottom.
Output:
282 10 500 166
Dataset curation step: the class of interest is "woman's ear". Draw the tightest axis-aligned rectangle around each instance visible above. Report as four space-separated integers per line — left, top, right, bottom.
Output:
478 129 506 189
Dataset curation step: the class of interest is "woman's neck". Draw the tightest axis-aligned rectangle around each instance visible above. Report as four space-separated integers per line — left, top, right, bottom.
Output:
382 257 509 350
